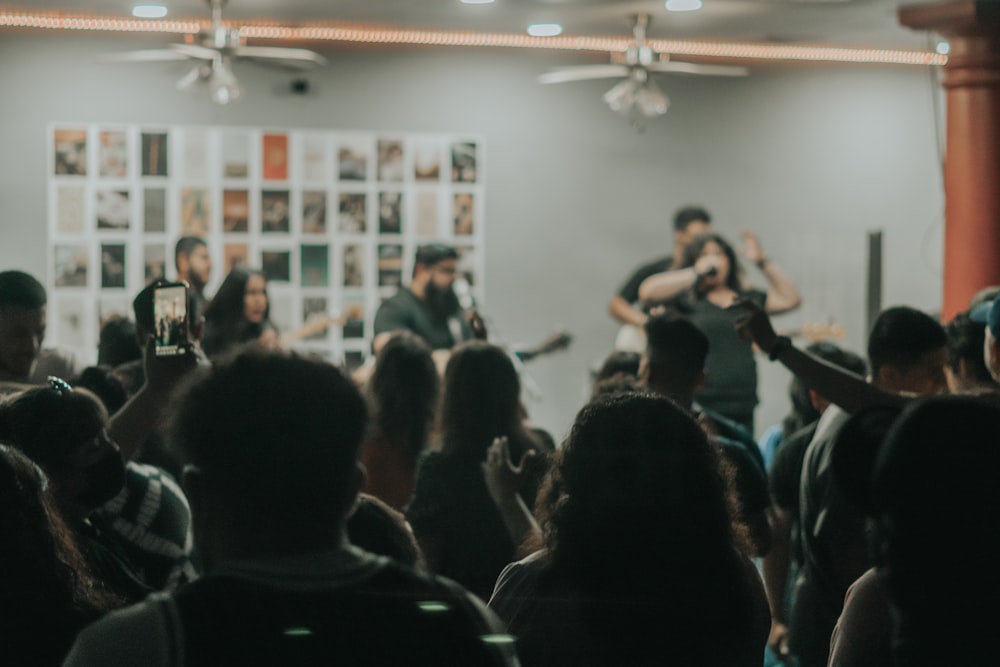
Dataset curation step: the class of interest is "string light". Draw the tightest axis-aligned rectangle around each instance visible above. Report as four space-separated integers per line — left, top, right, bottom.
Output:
0 11 947 67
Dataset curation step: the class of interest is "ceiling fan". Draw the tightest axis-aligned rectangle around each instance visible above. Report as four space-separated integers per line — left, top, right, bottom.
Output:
98 0 327 105
539 14 749 122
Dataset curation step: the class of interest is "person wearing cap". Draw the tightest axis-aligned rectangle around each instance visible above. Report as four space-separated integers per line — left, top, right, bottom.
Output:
969 295 1000 384
373 243 472 354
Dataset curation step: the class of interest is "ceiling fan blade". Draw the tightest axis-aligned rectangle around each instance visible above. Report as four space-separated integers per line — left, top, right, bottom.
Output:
234 46 327 67
97 49 191 63
647 61 749 77
169 43 220 60
538 65 629 84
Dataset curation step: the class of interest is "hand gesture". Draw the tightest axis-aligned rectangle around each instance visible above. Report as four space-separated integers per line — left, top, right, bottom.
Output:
740 229 766 266
733 298 779 352
481 436 536 506
767 622 792 663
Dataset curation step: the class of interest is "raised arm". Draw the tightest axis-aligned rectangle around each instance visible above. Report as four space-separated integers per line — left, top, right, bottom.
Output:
741 230 801 315
108 340 203 461
733 299 905 414
638 255 721 305
608 294 647 328
481 437 541 552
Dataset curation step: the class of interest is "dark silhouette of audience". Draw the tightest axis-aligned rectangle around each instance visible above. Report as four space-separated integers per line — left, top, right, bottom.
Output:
0 445 122 666
489 392 770 666
63 350 517 665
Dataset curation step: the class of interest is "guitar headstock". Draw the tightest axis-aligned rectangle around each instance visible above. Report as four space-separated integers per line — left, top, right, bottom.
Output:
786 322 847 343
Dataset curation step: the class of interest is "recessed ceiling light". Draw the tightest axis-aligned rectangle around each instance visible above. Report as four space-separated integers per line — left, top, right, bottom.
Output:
132 4 168 19
460 0 495 4
936 41 950 55
527 23 563 38
665 0 703 11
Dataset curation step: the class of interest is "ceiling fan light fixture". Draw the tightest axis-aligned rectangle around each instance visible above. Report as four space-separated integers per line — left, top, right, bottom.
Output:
175 62 209 92
665 0 703 12
603 78 638 114
634 79 670 117
209 58 241 105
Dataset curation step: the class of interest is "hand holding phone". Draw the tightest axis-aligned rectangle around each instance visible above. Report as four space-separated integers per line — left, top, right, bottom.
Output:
153 282 190 357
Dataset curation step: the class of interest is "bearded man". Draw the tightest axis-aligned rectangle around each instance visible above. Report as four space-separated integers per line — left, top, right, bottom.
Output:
373 244 472 353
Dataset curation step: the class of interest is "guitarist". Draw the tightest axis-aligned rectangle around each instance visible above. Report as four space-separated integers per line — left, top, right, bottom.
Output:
608 206 712 351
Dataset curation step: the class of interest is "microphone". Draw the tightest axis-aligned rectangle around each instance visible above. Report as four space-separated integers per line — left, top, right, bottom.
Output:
453 277 476 311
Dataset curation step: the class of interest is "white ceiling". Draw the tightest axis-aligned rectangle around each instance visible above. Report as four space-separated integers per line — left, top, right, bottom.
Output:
7 0 944 49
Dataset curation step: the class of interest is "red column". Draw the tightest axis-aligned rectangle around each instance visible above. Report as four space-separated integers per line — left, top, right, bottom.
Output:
900 1 1000 320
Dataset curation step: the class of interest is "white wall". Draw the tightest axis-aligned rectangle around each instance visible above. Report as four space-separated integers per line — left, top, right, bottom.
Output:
0 32 944 441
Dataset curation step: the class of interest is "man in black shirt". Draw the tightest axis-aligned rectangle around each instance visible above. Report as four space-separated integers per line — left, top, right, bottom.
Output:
608 206 711 351
374 243 472 353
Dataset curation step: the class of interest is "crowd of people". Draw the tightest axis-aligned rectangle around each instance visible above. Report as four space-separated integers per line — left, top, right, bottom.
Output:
1 210 998 665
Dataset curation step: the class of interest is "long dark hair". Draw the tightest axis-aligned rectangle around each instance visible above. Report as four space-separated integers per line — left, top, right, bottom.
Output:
533 392 756 661
680 232 744 294
0 445 121 659
439 341 535 464
367 331 439 464
202 267 271 357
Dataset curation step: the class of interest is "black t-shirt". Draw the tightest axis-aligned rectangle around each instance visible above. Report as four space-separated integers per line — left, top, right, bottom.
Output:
616 256 674 307
675 289 768 421
373 287 470 350
768 421 819 569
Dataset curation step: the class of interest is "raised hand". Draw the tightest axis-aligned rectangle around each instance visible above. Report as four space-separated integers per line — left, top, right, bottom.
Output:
740 229 766 266
733 298 779 352
481 436 536 505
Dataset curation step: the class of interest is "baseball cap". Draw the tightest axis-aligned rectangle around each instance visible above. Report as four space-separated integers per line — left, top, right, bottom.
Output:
969 298 1000 338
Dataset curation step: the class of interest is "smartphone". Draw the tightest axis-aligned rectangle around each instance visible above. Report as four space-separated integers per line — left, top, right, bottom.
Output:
153 282 189 357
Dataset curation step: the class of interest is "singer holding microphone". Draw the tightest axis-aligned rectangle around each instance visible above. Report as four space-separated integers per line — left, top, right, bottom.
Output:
638 231 801 434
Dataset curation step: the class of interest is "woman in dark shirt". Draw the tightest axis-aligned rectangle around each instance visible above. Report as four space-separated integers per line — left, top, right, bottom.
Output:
638 231 801 432
406 341 546 600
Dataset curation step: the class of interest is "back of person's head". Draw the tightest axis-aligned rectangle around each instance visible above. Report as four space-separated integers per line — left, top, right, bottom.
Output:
867 306 947 391
368 331 439 462
97 316 141 368
73 366 128 416
590 372 642 399
440 341 526 462
413 243 458 277
0 445 120 656
784 342 867 436
0 270 47 311
673 206 711 232
0 381 108 470
945 311 997 390
867 396 1000 612
168 350 367 554
347 493 424 569
594 350 641 383
174 236 207 269
538 392 734 579
643 313 709 393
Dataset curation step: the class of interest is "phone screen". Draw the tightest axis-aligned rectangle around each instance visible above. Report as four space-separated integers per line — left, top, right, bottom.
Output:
153 284 189 357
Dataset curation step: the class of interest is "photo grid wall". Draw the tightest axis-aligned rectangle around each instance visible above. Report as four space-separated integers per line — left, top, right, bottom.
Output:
48 124 485 370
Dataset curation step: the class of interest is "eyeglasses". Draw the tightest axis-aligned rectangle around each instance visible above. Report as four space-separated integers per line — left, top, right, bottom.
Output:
47 376 72 396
